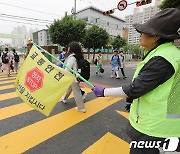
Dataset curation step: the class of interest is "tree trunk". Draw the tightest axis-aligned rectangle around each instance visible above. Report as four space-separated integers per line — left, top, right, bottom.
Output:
88 48 90 59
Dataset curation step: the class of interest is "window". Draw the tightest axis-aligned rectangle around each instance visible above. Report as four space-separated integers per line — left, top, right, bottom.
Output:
81 17 88 22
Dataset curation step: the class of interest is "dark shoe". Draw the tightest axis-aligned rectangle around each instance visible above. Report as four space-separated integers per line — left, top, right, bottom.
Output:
123 76 127 79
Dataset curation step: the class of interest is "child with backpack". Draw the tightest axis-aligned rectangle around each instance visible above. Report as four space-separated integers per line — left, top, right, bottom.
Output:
110 50 121 79
13 49 20 73
61 41 89 113
1 48 14 77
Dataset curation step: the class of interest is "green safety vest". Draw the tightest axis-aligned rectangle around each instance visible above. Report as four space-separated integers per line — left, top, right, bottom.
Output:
129 42 180 138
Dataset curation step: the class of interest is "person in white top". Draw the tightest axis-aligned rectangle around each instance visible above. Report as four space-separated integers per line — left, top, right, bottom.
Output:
1 48 14 77
119 52 127 79
61 41 86 112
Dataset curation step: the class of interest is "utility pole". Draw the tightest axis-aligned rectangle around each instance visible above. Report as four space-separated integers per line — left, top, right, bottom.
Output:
74 0 76 19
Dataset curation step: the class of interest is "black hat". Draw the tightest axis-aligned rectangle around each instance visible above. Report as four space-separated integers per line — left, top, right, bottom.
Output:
133 8 180 39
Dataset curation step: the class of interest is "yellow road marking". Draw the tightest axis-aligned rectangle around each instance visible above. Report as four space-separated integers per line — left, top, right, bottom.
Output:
0 92 18 101
0 103 32 120
0 72 16 75
0 77 16 81
0 85 15 91
83 132 129 154
0 88 92 120
0 74 16 78
0 80 15 85
0 97 121 153
116 110 129 119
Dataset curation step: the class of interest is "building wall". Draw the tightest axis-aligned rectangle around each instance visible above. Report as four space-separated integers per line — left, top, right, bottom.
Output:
32 29 52 46
123 28 128 41
38 30 48 46
76 7 125 37
125 1 161 45
11 26 27 48
33 32 38 45
11 26 37 48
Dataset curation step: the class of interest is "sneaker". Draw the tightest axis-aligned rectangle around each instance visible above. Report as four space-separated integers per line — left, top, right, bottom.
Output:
75 107 86 113
116 77 120 79
82 92 87 100
111 75 114 78
61 96 67 104
123 76 127 79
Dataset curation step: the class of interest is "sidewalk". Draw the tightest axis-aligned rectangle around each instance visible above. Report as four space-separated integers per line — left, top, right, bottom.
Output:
91 60 140 68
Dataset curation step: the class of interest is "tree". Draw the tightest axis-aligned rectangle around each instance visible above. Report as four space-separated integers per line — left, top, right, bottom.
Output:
159 0 180 10
123 44 143 59
82 25 109 61
111 35 127 50
49 16 86 47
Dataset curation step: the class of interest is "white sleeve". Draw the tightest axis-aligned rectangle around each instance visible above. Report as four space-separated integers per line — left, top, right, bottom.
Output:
104 87 128 99
65 56 77 72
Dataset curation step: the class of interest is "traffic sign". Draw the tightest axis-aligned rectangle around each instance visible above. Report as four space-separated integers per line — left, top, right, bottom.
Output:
117 0 128 11
25 68 44 92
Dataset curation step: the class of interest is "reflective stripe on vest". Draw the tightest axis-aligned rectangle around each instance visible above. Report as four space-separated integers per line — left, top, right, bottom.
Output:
167 114 180 118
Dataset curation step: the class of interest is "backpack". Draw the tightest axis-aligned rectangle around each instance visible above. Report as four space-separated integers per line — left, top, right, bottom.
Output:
111 55 120 63
14 53 19 62
2 52 9 64
76 58 90 81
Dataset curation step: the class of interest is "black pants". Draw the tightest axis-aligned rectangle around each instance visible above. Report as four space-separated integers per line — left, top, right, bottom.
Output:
120 68 126 77
80 89 85 95
126 122 180 154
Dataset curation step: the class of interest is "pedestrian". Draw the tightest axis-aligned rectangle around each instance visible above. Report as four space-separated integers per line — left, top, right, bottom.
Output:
25 38 33 59
0 51 3 73
61 41 86 113
59 47 67 68
110 50 120 79
12 49 20 73
119 52 127 79
95 51 103 77
92 8 180 154
1 48 14 77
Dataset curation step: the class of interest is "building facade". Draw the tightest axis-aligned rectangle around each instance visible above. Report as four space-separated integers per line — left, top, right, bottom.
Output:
76 6 125 38
125 0 162 45
11 26 38 48
33 29 52 46
11 26 27 48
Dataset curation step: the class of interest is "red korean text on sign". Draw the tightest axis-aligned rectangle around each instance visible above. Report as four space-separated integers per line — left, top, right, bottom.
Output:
25 68 44 92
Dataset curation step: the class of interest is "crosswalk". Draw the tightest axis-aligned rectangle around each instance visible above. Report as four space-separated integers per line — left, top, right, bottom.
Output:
0 72 130 154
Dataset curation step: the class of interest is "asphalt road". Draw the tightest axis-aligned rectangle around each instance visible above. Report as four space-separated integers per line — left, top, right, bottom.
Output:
0 63 137 154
